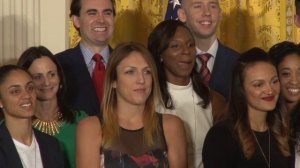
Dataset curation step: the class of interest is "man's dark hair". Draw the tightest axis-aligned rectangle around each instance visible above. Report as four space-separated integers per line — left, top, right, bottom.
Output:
70 0 116 17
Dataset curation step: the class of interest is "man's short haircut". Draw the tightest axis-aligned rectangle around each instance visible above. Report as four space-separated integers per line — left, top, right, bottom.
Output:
179 0 220 7
70 0 116 17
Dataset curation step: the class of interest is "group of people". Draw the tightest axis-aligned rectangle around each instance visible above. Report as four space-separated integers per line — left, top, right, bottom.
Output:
0 0 300 167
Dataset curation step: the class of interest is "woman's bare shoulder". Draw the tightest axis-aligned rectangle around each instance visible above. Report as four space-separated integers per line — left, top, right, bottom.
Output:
162 114 184 130
77 116 102 136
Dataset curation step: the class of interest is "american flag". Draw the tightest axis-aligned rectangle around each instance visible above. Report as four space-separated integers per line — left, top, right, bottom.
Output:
164 0 181 20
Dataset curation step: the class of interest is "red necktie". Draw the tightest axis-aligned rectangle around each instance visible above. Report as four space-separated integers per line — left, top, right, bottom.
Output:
198 53 212 85
92 53 105 103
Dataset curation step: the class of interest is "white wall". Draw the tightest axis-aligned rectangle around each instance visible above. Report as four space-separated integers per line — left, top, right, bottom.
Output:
40 0 70 54
0 0 69 65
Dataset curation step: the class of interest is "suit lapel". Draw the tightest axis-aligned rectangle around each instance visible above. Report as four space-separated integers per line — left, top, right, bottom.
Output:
0 124 23 168
34 129 51 168
71 45 100 113
210 41 226 86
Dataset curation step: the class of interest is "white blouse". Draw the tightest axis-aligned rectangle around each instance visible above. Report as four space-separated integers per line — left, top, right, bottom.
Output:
13 134 43 168
158 80 213 168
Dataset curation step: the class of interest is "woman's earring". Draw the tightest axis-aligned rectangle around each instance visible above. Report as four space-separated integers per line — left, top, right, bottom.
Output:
160 57 163 62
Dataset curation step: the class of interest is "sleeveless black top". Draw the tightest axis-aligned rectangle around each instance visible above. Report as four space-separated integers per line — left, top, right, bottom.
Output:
101 113 168 168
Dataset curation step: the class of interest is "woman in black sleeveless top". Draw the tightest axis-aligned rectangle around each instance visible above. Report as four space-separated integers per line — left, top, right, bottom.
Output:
76 42 187 168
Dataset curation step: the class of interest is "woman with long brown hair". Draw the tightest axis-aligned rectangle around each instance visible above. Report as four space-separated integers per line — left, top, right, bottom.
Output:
203 48 291 168
76 42 186 168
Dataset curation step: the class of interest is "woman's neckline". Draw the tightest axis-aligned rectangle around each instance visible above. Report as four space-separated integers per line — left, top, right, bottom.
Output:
167 79 192 90
120 126 144 132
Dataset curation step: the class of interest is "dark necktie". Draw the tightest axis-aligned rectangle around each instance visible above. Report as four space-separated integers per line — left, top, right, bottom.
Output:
92 53 105 103
198 53 212 85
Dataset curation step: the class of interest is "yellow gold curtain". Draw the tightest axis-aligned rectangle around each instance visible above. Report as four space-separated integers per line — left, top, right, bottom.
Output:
219 0 300 52
69 0 300 53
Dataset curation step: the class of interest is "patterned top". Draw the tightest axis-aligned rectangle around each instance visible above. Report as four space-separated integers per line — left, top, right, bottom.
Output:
101 113 168 168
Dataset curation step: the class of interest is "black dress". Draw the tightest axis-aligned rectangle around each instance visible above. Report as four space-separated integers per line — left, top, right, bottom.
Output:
202 121 291 168
101 113 168 168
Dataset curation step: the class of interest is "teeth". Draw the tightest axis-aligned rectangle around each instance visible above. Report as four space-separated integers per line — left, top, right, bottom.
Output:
21 103 31 107
94 27 106 32
288 88 300 95
201 21 211 25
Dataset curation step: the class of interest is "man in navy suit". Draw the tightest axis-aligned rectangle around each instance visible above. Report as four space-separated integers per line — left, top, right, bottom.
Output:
56 0 116 116
178 0 239 100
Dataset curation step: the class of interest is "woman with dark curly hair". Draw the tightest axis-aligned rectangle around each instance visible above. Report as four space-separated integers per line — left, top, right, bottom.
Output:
269 41 300 113
269 41 300 168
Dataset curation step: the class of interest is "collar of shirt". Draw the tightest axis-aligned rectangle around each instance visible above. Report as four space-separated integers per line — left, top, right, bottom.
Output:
196 39 218 57
196 39 218 72
80 43 110 76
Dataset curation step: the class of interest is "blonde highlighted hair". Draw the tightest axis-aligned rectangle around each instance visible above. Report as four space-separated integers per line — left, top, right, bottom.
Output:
101 42 163 148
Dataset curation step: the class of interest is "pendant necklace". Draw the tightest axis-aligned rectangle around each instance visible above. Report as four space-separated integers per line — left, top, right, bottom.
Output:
252 129 270 168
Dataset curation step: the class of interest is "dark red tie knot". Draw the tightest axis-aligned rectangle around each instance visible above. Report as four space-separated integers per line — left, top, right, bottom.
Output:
197 53 212 85
198 53 211 63
93 53 103 62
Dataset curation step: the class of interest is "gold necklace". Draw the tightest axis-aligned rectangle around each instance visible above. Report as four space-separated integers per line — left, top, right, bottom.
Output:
252 129 270 168
32 111 63 136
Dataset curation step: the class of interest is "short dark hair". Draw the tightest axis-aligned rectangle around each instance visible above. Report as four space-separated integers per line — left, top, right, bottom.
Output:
0 65 31 119
0 65 29 86
296 0 300 15
269 41 300 67
70 0 116 17
17 46 75 123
